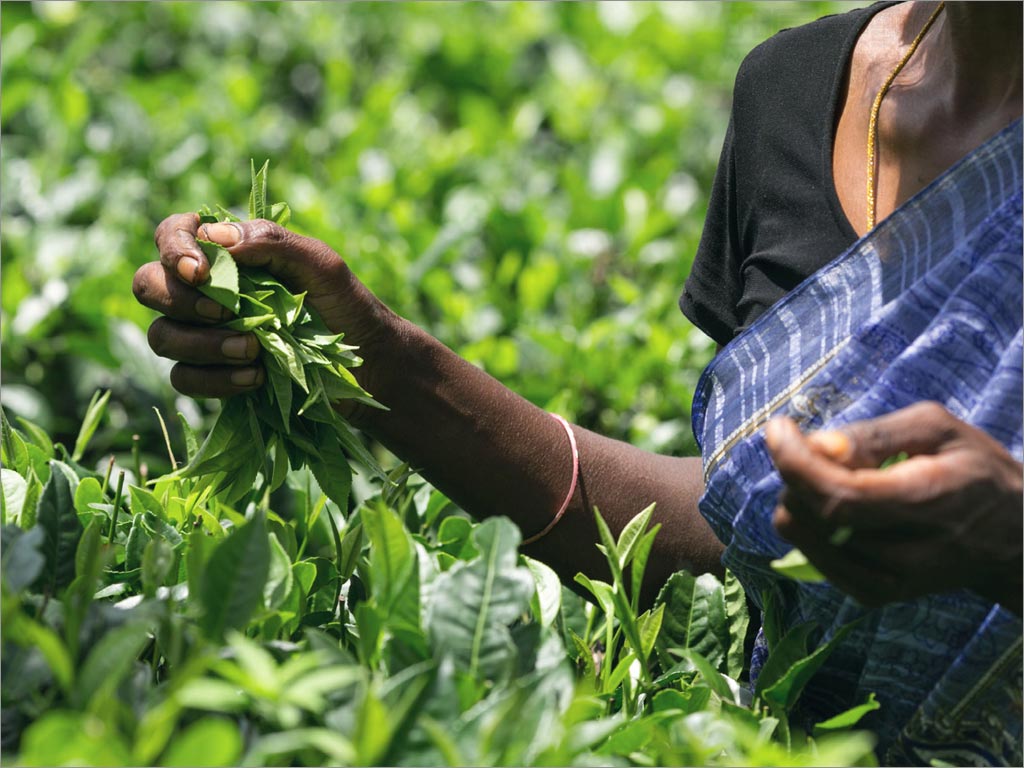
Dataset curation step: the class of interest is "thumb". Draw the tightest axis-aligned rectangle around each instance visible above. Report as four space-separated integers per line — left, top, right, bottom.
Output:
764 415 847 489
198 220 347 294
806 401 958 469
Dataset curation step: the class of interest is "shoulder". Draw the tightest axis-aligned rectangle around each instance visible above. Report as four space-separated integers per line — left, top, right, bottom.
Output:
734 3 893 100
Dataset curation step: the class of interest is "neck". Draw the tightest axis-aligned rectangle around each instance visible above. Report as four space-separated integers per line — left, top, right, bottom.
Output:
940 1 1023 115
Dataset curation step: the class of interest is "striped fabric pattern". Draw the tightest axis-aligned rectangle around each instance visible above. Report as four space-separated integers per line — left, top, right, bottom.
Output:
691 120 1022 765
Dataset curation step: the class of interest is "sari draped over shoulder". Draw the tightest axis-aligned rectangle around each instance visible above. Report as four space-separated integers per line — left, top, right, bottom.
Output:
691 120 1023 765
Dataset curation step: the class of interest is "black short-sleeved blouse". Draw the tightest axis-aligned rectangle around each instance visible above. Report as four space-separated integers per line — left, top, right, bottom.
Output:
680 2 897 347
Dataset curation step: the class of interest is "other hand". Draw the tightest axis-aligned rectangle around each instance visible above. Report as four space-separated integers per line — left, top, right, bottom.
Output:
765 402 1023 614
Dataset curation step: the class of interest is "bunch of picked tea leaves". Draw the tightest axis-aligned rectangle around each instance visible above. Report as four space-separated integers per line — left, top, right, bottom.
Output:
164 161 383 509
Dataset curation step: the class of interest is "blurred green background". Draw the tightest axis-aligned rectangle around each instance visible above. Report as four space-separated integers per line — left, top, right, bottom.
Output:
1 1 859 477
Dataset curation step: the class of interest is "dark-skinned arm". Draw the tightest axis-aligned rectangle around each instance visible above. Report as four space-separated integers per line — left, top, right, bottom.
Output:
133 215 725 604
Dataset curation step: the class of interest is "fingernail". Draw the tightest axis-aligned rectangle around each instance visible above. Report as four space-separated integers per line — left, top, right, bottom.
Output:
222 335 254 360
764 418 785 449
195 297 228 321
200 222 242 247
231 367 259 387
807 430 852 461
177 257 199 283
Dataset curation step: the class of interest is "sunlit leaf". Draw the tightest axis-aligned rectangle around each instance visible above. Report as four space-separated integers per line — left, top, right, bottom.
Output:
425 517 534 680
161 717 242 767
71 389 110 462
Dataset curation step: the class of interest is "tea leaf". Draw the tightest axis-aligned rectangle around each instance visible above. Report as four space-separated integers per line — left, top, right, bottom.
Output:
616 502 655 569
770 548 826 583
265 532 295 611
125 514 150 572
757 622 856 713
723 569 750 680
426 517 534 680
637 602 665 661
71 389 110 462
73 477 103 518
196 241 241 314
17 712 131 766
1 410 30 475
677 648 741 704
74 620 152 707
161 718 242 767
269 201 291 226
142 536 173 597
655 570 731 673
33 461 83 594
814 693 881 733
200 511 271 640
2 468 28 525
1 524 46 593
15 416 54 458
250 158 269 220
177 413 200 463
523 554 561 627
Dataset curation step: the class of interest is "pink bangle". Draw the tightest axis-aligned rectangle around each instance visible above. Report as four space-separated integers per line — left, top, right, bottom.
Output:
522 412 579 546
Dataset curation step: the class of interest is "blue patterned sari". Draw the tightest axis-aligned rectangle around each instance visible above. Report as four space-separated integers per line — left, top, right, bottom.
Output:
691 120 1022 765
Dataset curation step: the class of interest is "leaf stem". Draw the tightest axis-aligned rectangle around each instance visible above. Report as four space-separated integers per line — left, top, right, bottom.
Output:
100 455 115 496
324 497 344 619
109 471 126 543
132 434 142 484
153 407 178 471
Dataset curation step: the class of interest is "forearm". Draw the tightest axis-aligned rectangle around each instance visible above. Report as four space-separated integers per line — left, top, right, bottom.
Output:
351 318 724 598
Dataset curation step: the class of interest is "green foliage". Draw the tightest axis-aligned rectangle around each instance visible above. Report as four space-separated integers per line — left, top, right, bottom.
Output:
0 396 880 766
1 3 877 765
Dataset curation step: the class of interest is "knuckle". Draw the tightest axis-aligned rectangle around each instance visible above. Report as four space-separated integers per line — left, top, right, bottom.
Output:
913 401 958 435
155 212 197 246
247 218 286 245
862 422 896 459
910 400 947 419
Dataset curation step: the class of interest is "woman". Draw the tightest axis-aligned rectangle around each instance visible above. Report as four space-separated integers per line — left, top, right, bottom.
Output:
133 1 1022 762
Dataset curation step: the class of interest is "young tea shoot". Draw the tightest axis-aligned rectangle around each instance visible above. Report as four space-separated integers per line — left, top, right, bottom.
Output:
163 161 384 510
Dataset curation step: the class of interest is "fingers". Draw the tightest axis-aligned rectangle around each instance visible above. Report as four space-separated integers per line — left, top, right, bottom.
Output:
809 402 959 469
133 262 233 324
765 417 851 499
155 213 208 286
147 317 259 366
765 415 946 530
169 363 264 399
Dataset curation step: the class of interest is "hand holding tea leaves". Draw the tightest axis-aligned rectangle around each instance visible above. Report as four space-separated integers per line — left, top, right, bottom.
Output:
766 403 1023 614
138 162 393 509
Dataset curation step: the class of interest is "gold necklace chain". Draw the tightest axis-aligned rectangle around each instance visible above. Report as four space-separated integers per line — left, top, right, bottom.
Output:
865 1 946 231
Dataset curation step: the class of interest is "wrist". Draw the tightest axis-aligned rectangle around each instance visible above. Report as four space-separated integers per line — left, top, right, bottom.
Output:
334 311 417 431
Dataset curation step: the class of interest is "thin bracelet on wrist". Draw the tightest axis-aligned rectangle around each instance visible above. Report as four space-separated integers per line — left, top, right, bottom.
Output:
522 412 579 546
